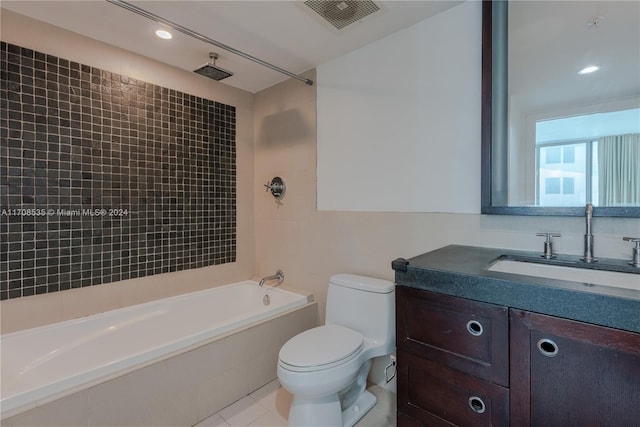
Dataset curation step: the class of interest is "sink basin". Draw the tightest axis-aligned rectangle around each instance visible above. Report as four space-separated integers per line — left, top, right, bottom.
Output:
487 259 640 291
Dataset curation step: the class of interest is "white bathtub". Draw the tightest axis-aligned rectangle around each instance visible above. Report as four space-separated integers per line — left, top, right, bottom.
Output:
1 281 316 424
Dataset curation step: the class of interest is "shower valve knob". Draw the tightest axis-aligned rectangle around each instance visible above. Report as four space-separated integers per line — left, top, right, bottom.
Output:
264 176 286 199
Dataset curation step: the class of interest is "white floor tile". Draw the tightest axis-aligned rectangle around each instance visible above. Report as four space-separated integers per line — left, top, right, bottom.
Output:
219 396 268 427
211 380 396 427
247 410 288 427
195 413 231 427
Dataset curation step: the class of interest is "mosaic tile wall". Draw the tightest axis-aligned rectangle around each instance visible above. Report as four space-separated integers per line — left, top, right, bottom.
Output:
0 42 237 300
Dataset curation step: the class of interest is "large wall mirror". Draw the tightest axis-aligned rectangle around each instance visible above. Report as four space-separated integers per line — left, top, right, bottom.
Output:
482 1 640 217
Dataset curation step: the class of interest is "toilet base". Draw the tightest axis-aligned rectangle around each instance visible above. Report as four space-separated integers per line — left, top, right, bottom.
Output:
341 390 377 427
288 393 342 426
288 390 377 427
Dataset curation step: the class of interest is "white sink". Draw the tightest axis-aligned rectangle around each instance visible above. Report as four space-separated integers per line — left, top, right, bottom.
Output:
487 259 640 291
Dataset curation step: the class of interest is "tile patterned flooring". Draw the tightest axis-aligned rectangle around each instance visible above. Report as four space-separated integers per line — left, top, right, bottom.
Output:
195 380 396 427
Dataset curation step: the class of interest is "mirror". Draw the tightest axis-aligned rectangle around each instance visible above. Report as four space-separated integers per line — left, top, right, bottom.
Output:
482 1 640 217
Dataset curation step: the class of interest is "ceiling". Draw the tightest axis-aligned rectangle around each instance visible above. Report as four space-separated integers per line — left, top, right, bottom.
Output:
1 0 462 93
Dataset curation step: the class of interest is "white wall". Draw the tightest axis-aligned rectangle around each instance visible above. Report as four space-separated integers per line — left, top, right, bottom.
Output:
317 1 481 213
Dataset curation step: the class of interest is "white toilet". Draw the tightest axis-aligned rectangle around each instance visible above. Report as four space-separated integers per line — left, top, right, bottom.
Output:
277 274 395 427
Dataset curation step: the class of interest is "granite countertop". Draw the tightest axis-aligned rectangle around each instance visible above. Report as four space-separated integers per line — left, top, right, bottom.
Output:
393 245 640 333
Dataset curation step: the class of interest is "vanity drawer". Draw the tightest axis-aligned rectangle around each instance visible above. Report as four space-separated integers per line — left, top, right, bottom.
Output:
397 411 439 427
396 286 509 386
398 351 509 427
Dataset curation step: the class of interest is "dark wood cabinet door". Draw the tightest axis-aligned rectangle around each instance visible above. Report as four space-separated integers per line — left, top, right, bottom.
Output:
398 351 509 427
396 286 509 386
510 309 640 427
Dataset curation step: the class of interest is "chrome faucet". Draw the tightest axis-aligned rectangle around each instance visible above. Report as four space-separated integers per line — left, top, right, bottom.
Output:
581 203 597 263
258 270 284 287
536 232 560 259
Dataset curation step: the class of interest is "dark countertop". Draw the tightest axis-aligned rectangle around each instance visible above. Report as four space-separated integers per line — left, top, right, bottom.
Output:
393 245 640 333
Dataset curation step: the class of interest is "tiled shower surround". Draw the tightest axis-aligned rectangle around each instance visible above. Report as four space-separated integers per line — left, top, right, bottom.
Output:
0 42 237 300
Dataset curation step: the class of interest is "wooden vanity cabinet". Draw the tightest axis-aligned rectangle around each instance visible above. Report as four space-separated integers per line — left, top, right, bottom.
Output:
396 286 509 426
510 309 640 426
396 286 640 426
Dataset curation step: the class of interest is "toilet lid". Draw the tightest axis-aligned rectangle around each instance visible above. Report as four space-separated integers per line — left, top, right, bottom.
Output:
279 325 363 369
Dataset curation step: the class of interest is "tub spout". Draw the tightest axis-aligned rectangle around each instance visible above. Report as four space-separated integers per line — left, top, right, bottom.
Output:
259 270 284 287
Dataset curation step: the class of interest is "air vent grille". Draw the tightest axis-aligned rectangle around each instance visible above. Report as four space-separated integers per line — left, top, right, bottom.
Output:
304 0 381 30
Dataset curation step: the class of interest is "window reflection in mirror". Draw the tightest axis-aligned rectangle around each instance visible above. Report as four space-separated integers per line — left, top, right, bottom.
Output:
535 108 640 207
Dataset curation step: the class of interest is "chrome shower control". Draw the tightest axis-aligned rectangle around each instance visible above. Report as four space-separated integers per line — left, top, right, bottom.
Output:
264 176 286 199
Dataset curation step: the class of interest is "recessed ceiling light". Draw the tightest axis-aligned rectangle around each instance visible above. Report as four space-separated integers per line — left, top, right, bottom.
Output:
155 29 172 40
578 65 599 75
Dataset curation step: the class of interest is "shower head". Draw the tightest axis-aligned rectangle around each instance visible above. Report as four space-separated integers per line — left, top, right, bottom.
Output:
194 52 233 81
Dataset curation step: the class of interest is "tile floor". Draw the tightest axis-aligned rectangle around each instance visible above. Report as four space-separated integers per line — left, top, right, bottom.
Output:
195 380 396 427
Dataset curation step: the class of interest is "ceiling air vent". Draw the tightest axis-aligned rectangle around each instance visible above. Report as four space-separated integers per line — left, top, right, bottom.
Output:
303 0 382 30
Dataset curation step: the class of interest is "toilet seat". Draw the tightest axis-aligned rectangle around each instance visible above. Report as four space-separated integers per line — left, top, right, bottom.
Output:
279 325 363 372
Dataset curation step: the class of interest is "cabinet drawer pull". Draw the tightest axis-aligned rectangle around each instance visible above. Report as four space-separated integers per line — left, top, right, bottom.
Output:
537 338 559 357
468 396 486 414
466 320 484 336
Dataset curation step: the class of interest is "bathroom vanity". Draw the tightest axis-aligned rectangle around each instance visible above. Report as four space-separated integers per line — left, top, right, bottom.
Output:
392 245 640 426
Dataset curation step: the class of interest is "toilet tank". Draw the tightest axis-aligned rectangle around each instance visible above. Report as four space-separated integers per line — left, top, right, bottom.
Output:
326 274 395 352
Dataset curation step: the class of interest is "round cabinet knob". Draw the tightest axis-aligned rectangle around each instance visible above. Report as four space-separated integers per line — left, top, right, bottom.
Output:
468 396 486 414
537 338 559 357
466 320 484 336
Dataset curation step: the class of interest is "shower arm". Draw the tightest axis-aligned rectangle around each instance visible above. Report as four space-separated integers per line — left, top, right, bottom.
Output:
106 0 314 86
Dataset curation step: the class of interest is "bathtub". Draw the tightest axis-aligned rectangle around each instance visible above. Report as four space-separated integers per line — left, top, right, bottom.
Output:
1 281 317 426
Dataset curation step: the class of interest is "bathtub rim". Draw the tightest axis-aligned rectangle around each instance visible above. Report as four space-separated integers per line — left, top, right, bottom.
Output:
1 281 314 420
1 281 312 339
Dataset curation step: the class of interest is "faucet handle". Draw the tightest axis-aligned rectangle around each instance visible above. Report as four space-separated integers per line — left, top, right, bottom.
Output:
623 237 640 267
536 233 560 259
536 232 561 239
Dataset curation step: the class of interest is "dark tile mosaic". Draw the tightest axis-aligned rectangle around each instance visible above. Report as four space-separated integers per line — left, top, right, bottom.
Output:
0 41 237 300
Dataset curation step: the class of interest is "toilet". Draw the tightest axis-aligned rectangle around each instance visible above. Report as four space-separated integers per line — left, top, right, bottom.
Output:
277 274 395 427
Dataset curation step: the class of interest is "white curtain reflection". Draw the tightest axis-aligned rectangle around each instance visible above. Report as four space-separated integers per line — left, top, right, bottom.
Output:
597 133 640 206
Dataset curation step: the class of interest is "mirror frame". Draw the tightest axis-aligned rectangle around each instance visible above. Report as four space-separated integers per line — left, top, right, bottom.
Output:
481 0 640 217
